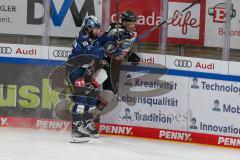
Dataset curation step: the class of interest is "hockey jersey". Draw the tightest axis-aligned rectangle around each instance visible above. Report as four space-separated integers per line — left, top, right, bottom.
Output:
69 28 116 59
104 23 136 40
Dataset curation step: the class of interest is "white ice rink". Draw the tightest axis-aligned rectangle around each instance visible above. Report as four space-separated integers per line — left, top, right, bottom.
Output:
0 128 239 160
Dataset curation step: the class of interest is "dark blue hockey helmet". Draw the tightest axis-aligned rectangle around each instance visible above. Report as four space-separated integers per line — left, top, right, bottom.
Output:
84 15 101 29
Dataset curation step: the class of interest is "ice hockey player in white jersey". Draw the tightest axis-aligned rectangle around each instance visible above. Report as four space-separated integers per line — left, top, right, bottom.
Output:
103 10 140 92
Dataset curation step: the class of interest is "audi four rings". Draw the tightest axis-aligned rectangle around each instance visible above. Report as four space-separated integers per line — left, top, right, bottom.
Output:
174 59 192 68
0 47 12 54
53 50 71 57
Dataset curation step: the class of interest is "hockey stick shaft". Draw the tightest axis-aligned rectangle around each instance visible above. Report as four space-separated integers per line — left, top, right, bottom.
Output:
116 0 120 41
66 72 74 95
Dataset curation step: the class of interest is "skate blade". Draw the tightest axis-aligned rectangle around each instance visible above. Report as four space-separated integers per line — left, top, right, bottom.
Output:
70 137 90 143
91 134 100 138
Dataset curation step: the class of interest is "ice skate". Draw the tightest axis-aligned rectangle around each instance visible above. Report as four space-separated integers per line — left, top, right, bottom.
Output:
70 120 90 143
85 119 100 138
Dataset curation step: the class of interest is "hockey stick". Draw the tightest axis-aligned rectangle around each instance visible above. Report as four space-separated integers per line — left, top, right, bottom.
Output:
112 0 200 53
109 0 200 93
116 0 120 42
134 0 200 42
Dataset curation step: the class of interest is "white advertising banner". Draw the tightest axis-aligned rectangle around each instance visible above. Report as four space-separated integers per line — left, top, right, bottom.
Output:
167 2 201 40
0 43 48 59
128 53 229 75
166 55 229 74
0 0 102 37
100 71 189 130
204 0 240 49
48 46 71 61
228 61 240 76
188 78 240 137
136 53 165 66
100 52 240 138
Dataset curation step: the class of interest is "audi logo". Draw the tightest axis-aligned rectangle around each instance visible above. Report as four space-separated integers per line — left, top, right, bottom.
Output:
53 50 71 57
0 47 12 54
174 59 192 68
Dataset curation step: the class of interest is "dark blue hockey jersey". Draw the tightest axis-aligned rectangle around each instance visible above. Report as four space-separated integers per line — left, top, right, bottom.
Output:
69 29 116 59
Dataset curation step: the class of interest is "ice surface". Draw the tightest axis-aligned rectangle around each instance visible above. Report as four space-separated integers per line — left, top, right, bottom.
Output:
0 128 239 160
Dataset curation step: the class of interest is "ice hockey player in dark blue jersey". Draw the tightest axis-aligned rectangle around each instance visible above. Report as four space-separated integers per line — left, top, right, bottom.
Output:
67 15 116 143
69 16 116 59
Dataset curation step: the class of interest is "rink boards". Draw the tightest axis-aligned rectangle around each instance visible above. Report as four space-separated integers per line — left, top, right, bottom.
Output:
0 43 240 148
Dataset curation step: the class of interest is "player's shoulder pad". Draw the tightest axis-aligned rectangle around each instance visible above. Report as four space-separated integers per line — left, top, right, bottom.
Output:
106 23 124 33
112 23 124 29
77 30 90 42
105 23 115 33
